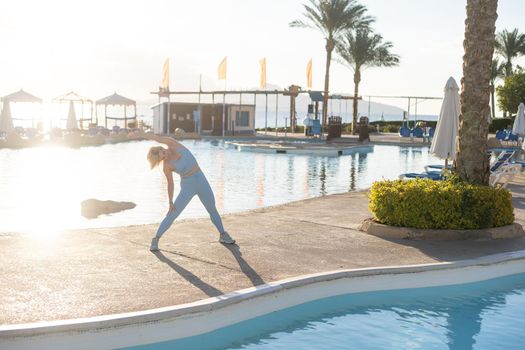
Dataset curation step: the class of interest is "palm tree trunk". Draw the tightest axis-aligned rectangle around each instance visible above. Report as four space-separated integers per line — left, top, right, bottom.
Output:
352 70 361 135
323 38 335 130
456 0 498 185
505 61 512 77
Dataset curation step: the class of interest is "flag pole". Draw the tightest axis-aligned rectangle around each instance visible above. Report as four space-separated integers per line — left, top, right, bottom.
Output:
198 74 202 135
265 92 268 135
275 92 279 137
222 79 226 138
167 90 171 135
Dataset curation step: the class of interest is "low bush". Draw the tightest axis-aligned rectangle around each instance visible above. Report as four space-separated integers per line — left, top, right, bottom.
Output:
368 178 514 229
381 124 399 133
489 117 513 133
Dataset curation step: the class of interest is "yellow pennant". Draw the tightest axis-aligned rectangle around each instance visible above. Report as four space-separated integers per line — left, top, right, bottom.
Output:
306 58 312 89
218 56 227 80
259 57 267 88
161 58 169 90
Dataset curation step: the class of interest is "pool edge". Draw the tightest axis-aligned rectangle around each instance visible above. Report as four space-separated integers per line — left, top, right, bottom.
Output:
2 250 525 349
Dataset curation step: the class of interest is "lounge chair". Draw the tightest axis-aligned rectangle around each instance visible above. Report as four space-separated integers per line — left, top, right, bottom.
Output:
399 126 410 137
490 163 521 188
411 127 424 138
490 149 516 172
399 170 443 180
424 164 452 172
495 129 507 141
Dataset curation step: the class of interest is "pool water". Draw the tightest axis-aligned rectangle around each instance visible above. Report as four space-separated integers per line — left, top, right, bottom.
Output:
0 140 440 233
123 273 525 350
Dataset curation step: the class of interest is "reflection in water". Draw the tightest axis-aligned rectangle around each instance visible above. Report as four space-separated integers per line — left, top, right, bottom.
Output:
349 153 357 192
286 157 294 195
357 152 368 176
0 142 440 233
255 155 265 206
319 161 327 196
139 274 525 350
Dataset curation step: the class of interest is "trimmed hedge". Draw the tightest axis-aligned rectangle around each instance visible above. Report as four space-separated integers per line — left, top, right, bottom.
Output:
369 178 514 229
489 117 513 133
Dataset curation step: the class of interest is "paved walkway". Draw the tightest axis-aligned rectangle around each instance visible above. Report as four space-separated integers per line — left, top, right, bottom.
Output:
2 176 525 325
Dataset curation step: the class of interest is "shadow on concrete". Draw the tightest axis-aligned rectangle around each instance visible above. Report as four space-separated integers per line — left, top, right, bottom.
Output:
222 244 265 287
380 236 525 263
512 197 525 211
153 251 223 297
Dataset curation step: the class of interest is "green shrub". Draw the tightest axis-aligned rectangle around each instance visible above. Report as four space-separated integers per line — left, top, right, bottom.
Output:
489 117 513 132
381 124 399 132
496 69 525 114
368 178 514 229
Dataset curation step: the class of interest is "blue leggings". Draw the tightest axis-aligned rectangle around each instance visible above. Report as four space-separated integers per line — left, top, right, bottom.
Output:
155 171 225 238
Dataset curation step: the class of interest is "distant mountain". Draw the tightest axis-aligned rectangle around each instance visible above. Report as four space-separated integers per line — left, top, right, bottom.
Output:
253 91 436 128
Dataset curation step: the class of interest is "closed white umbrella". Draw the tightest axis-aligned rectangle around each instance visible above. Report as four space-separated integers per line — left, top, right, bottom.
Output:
512 102 525 136
66 100 78 130
0 100 14 133
430 77 460 162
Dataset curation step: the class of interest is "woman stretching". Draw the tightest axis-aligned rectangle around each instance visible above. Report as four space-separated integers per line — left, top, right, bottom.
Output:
130 131 235 251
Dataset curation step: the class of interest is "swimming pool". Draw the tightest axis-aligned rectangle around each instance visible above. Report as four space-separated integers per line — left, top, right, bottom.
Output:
123 272 525 350
0 140 440 233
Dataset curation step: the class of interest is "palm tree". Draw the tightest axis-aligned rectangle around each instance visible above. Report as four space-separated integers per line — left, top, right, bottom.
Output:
336 28 399 134
495 28 525 77
490 58 505 119
290 0 373 128
456 0 498 185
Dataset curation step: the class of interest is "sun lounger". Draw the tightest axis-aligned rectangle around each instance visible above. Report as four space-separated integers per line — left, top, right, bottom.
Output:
399 170 443 180
490 163 521 188
490 149 516 172
424 164 452 172
399 126 410 137
411 127 424 138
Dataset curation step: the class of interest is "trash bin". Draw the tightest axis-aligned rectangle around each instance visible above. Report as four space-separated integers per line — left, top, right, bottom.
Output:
358 116 370 142
327 116 342 141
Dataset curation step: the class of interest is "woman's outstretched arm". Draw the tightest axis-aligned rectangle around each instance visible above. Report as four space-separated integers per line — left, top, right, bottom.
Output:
163 165 176 213
129 130 183 148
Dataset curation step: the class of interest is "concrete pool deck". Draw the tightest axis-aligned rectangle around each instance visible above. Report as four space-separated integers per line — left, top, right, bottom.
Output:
2 176 525 326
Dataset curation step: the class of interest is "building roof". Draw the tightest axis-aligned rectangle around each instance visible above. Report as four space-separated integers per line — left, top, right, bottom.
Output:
150 101 255 109
96 92 135 106
54 91 92 103
2 89 42 103
308 91 324 102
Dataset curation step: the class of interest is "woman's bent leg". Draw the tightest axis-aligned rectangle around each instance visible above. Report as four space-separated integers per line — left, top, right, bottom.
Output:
196 175 225 234
155 185 195 239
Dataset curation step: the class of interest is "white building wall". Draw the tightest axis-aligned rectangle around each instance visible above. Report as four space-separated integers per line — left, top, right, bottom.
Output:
152 104 166 134
228 105 255 133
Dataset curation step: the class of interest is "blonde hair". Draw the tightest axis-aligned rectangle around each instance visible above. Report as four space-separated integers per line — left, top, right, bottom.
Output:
147 146 164 169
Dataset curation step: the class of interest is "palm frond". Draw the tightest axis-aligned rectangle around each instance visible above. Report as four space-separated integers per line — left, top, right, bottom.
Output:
336 27 399 72
289 0 373 40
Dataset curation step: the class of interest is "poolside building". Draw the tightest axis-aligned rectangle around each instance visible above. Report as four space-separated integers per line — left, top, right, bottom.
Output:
152 102 255 136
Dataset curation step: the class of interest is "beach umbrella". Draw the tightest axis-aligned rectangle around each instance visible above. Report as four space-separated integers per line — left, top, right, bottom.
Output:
430 77 460 162
0 100 14 133
66 100 78 130
512 102 525 136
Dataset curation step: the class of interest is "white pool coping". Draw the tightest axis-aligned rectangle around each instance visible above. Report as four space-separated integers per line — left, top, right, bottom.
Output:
2 250 525 350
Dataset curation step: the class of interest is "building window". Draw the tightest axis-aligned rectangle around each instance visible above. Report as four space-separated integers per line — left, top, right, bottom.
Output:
235 111 250 127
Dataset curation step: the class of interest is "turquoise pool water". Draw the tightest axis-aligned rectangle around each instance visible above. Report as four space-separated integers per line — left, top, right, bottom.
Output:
0 140 440 232
123 273 525 350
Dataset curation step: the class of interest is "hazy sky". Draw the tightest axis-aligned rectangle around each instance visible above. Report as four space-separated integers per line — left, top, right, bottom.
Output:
1 0 524 115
